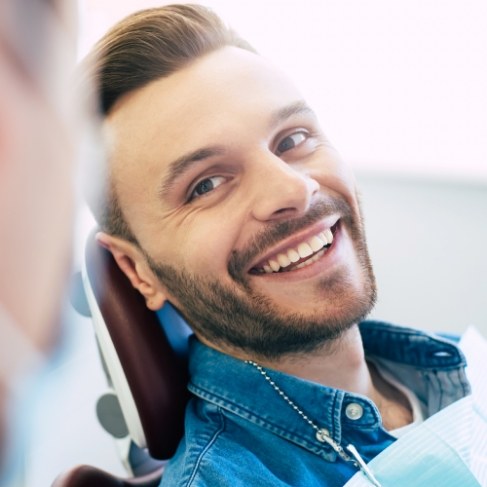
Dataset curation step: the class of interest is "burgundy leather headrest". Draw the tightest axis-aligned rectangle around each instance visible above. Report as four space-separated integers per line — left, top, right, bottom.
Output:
84 231 190 459
52 465 163 487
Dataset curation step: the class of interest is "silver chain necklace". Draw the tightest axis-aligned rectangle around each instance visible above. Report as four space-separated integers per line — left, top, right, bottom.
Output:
246 360 383 487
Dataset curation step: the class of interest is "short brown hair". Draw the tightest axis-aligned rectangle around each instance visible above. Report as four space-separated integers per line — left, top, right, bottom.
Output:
82 4 255 242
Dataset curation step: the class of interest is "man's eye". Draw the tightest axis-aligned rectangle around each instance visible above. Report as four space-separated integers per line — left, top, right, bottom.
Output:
190 176 226 200
276 132 307 154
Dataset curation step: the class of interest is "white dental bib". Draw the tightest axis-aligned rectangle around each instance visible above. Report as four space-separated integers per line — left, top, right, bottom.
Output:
344 327 487 487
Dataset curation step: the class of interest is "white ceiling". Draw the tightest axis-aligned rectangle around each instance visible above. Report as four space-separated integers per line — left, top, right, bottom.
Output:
77 0 487 183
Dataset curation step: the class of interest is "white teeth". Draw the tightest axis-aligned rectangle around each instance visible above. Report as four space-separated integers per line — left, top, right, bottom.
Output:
277 253 291 268
269 259 280 272
257 226 336 274
297 242 313 258
324 228 333 245
295 249 325 269
309 235 325 252
288 249 300 263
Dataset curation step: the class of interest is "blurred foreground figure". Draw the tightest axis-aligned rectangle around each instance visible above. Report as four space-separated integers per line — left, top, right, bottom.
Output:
0 0 77 484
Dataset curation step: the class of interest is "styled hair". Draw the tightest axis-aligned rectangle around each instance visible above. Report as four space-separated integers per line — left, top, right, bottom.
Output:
82 4 255 242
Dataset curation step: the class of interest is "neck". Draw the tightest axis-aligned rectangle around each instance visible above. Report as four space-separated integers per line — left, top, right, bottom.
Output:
202 324 413 430
257 325 373 395
200 325 372 395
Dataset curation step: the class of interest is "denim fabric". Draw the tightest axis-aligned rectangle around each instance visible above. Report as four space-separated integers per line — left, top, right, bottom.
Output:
160 321 471 487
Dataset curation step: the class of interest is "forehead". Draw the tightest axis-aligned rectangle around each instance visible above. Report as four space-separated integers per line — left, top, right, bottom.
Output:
106 46 303 174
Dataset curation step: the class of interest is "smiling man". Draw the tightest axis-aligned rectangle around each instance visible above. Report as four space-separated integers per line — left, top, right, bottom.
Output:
84 5 470 486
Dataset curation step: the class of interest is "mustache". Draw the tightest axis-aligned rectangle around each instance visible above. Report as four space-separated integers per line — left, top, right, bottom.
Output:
228 197 353 284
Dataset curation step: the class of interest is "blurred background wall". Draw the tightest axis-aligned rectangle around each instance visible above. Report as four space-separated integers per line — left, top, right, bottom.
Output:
28 1 486 485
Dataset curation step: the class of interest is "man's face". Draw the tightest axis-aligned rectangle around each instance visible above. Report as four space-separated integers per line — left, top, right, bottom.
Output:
106 46 376 359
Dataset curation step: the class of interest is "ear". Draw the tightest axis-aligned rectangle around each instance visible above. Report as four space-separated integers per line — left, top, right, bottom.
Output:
96 232 167 311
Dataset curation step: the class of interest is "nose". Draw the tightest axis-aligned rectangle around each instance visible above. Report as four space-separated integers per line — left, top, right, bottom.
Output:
249 154 320 222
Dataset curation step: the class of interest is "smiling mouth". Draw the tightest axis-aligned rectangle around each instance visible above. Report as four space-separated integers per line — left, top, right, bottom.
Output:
250 222 339 275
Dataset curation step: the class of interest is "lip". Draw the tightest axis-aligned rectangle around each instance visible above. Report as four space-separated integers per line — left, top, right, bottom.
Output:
249 221 344 281
247 215 341 274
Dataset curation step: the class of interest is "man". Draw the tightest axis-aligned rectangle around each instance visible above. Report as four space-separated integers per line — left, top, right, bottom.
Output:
0 0 77 484
84 5 470 486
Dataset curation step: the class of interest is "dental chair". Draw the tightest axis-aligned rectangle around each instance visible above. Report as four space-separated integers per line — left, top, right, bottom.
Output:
52 230 192 487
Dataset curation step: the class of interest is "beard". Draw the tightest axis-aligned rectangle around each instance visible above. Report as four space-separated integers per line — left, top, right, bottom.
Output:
144 197 377 360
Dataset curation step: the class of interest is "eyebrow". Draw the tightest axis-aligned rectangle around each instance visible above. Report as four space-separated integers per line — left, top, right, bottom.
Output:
268 100 314 131
158 146 227 196
158 100 314 197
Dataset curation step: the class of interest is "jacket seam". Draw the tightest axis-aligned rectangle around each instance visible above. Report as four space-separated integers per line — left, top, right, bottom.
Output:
185 407 226 487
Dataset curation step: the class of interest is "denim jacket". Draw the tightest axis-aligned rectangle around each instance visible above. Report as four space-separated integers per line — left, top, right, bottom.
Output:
161 321 470 487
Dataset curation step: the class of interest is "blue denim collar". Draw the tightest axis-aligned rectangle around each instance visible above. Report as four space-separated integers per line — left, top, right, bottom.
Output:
359 321 466 368
188 320 469 462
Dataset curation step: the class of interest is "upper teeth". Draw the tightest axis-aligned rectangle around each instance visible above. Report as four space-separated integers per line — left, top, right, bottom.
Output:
261 228 333 274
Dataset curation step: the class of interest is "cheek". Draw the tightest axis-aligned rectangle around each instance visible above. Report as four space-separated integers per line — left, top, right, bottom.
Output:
182 229 231 271
173 213 242 275
312 154 358 206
